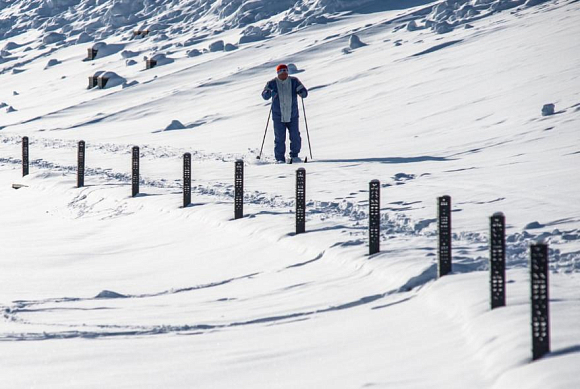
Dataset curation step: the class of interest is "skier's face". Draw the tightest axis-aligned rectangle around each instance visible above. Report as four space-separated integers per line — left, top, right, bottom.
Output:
277 69 288 80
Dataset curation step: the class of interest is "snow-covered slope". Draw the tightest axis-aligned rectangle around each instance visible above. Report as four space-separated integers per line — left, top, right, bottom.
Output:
1 0 579 387
0 0 555 53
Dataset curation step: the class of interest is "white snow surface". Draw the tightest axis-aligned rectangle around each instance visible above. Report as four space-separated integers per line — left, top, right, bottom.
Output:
1 0 579 387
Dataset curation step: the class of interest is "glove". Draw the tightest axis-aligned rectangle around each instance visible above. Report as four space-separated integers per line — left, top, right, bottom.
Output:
262 88 272 100
299 90 307 98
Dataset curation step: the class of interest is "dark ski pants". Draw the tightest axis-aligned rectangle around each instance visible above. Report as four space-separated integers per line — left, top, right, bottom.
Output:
273 118 301 161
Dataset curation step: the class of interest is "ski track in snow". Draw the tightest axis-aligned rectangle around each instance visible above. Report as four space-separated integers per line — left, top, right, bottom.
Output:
1 133 579 279
1 259 427 342
1 2 579 386
1 292 412 341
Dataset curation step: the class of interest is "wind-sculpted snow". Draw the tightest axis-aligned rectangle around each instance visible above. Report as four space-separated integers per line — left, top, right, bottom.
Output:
0 260 420 342
0 0 552 49
0 0 323 43
0 0 579 386
422 0 530 33
1 134 578 272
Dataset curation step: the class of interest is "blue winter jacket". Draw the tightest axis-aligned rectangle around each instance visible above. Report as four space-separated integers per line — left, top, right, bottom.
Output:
261 76 308 122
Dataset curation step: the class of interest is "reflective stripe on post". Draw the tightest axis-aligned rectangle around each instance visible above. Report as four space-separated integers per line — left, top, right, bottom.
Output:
437 195 452 277
131 146 139 197
77 140 85 188
296 168 306 234
531 243 550 361
234 160 244 219
369 179 380 255
22 136 29 177
183 153 191 207
490 212 506 309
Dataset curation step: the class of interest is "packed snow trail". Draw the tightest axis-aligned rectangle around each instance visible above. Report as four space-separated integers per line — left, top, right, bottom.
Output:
1 0 580 387
1 133 579 272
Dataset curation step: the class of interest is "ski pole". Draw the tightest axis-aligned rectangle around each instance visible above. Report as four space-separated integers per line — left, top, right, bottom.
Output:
301 97 313 160
257 104 272 160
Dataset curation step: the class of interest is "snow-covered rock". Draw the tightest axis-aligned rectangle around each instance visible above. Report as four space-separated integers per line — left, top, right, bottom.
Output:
147 53 174 66
541 103 555 116
44 58 61 69
424 0 528 31
239 25 269 44
88 42 125 59
349 34 367 49
95 290 127 299
224 43 238 52
153 33 170 42
164 120 186 131
209 40 225 52
42 32 65 44
3 41 19 50
89 71 126 89
121 50 139 59
434 21 454 34
278 20 298 34
76 32 92 44
0 55 15 64
525 221 545 229
407 20 419 32
187 49 202 57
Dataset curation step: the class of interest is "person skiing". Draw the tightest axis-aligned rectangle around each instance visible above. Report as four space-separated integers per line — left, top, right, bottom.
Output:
261 64 308 163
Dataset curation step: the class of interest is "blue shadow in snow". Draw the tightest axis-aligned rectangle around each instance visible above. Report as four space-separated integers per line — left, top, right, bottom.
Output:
372 296 414 310
182 202 207 208
547 344 580 359
353 0 434 13
133 193 163 198
412 40 463 57
316 156 453 164
285 252 324 269
247 210 288 218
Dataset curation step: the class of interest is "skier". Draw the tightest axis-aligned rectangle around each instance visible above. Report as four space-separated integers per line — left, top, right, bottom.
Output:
261 64 308 163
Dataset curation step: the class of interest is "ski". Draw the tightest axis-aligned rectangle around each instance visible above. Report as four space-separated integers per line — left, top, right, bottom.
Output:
287 157 308 164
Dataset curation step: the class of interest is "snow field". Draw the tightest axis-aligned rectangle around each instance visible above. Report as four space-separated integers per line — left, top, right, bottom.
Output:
1 0 579 387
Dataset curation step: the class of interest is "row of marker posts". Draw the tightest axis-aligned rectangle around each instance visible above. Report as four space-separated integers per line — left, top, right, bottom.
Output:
19 136 552 361
434 196 549 360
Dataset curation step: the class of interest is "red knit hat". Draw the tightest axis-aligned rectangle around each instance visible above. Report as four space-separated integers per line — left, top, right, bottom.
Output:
276 64 288 73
